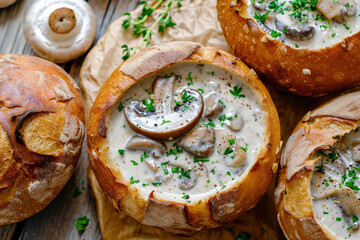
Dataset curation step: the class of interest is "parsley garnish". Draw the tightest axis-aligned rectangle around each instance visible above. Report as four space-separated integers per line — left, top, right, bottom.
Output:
161 120 171 125
210 169 215 174
187 72 193 86
224 147 234 155
118 149 125 156
198 88 204 94
131 160 138 166
152 182 162 186
182 91 194 103
121 0 182 60
228 139 236 145
141 95 155 112
230 85 245 98
270 29 282 38
166 143 183 156
161 161 169 174
317 149 338 162
254 10 270 24
315 160 325 173
118 102 123 111
75 216 90 233
240 144 248 153
130 176 140 184
140 152 149 162
202 119 216 128
194 157 210 162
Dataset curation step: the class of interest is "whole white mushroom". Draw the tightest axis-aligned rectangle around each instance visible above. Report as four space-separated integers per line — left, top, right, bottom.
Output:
23 0 96 63
0 0 16 8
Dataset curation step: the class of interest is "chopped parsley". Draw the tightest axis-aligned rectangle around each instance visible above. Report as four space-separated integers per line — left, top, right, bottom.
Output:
145 89 151 95
323 211 329 214
317 149 338 162
228 138 236 145
187 72 193 86
118 149 125 156
240 144 248 153
224 147 234 155
140 152 149 162
75 216 90 233
218 99 226 108
336 217 342 222
254 10 270 24
202 119 216 128
141 95 155 112
219 114 232 122
198 88 204 94
230 85 245 98
131 160 138 166
161 161 169 174
344 23 350 30
315 160 325 173
118 102 123 111
152 182 162 186
182 91 194 103
194 157 210 162
130 176 139 184
270 29 282 38
161 120 171 125
210 169 215 174
166 143 183 156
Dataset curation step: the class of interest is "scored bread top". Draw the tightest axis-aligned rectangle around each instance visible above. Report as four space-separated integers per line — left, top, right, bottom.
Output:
0 54 85 225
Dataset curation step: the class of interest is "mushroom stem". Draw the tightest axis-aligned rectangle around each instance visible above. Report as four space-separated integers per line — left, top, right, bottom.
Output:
48 7 77 34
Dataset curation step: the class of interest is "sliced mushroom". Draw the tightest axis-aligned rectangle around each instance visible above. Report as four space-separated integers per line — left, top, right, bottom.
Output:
275 15 315 41
258 22 286 42
125 76 204 140
225 114 244 132
179 169 197 190
126 135 166 158
317 0 355 22
215 128 234 153
333 188 360 219
178 126 215 158
204 92 223 117
145 159 160 172
231 138 248 168
351 144 360 162
23 0 96 63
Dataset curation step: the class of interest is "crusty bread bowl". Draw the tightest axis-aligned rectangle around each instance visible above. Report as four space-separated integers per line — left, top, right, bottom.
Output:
276 91 360 239
0 54 85 225
217 0 360 96
87 41 281 233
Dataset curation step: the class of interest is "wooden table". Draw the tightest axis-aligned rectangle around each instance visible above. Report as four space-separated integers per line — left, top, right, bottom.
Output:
0 0 139 239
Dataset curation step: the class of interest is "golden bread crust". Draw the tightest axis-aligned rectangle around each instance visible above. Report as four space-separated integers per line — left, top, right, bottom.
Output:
217 0 360 96
276 91 360 239
0 54 85 225
87 41 281 233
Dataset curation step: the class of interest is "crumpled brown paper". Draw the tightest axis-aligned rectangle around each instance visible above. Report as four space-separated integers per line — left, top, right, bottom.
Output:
80 0 289 239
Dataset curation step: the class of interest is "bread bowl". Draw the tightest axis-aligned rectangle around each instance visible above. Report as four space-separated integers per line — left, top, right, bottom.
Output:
0 54 85 225
276 91 360 239
217 0 360 96
0 0 16 8
87 41 281 233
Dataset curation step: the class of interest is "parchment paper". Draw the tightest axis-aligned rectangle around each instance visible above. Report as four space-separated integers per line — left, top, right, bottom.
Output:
79 0 314 239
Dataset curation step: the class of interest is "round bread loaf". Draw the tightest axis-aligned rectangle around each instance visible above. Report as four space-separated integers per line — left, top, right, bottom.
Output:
87 41 281 233
276 91 360 239
0 54 85 225
217 0 360 96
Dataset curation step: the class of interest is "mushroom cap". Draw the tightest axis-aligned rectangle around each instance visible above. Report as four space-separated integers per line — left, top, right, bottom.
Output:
0 0 16 8
23 0 96 63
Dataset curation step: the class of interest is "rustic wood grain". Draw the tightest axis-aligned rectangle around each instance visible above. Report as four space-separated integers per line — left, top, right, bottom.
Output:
0 0 139 239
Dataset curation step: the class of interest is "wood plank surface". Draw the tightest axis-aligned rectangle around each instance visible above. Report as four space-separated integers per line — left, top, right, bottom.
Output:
0 0 139 239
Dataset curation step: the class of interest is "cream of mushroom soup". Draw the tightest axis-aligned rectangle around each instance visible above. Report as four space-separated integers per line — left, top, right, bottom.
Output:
311 127 360 239
106 62 267 203
248 0 360 49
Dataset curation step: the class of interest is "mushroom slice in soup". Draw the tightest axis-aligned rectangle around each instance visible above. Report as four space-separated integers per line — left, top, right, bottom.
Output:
125 76 204 140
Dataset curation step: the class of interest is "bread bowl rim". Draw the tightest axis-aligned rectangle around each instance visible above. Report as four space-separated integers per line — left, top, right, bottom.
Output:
87 41 281 232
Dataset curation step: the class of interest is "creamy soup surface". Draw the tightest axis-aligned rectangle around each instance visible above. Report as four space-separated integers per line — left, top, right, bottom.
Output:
106 62 267 203
311 127 360 239
247 0 360 49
